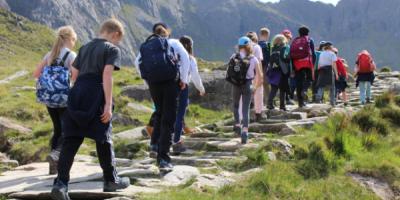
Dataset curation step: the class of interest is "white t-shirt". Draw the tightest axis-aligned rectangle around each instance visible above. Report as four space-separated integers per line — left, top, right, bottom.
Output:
318 50 337 68
252 43 263 62
188 56 205 94
43 47 77 69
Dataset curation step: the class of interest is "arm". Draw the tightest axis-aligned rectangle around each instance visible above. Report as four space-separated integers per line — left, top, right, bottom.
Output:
177 42 191 85
134 52 142 77
255 58 263 88
190 57 205 95
70 66 79 82
33 59 47 79
101 65 114 123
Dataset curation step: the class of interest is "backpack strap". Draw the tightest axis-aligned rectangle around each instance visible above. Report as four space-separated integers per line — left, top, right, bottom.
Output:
59 51 70 67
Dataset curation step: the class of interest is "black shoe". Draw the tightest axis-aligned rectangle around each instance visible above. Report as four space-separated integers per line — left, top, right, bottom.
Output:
158 159 174 172
267 105 275 110
149 144 158 159
233 125 242 136
241 132 248 144
280 107 287 111
103 177 130 192
51 180 70 200
172 142 187 155
47 150 60 175
366 98 372 104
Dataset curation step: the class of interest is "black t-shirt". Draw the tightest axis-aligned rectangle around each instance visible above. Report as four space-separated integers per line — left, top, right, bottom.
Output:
73 38 121 77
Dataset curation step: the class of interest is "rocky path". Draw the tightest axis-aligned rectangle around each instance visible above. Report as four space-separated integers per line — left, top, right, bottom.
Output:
0 72 399 200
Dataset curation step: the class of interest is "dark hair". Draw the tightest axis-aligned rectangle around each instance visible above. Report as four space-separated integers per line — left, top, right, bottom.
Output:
298 26 310 36
179 35 193 55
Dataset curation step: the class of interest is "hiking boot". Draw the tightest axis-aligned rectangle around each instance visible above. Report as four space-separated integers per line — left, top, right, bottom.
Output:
172 141 187 155
241 132 248 144
286 99 295 105
47 150 60 175
51 180 70 200
366 98 372 104
267 104 275 110
158 159 173 172
280 107 287 111
233 125 242 136
149 144 158 159
103 177 130 192
183 126 195 135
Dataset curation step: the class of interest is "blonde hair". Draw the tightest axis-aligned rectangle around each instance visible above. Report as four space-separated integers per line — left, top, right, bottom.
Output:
239 44 254 57
271 34 288 48
100 18 125 38
259 27 270 36
154 25 170 37
48 26 77 65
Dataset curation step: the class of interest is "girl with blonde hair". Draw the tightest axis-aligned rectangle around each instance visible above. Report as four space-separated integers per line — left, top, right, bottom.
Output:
34 25 78 175
266 34 291 110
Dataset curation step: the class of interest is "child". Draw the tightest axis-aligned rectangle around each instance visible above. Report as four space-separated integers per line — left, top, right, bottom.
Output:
315 42 339 106
291 26 316 108
258 28 271 101
227 36 262 144
172 35 206 154
33 26 78 175
333 48 349 106
135 23 190 171
246 32 264 122
266 34 291 111
51 19 129 200
355 50 376 104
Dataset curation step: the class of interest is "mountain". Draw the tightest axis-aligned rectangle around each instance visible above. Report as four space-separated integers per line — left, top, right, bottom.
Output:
1 0 399 69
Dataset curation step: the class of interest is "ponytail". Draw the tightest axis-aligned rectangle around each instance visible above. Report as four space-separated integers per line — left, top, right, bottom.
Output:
48 26 77 65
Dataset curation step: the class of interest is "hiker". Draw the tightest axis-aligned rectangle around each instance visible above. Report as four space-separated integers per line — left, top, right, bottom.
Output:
312 41 327 102
172 35 206 154
258 28 271 107
247 32 265 122
226 36 262 144
315 42 339 106
281 29 296 105
135 23 190 171
266 34 291 111
51 19 130 200
290 26 316 108
333 48 349 106
33 26 78 175
355 50 376 104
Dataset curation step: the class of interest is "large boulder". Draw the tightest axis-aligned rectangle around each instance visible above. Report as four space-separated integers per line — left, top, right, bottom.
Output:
121 70 231 110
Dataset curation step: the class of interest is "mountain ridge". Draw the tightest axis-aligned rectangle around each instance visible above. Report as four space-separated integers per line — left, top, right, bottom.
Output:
1 0 399 69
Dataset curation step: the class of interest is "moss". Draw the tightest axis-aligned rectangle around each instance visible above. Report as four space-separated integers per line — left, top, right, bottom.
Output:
114 139 147 159
380 66 392 73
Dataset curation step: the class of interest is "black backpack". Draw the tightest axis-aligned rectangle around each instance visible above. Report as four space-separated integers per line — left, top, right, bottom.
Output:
226 53 251 86
258 41 271 70
270 45 289 75
139 34 179 83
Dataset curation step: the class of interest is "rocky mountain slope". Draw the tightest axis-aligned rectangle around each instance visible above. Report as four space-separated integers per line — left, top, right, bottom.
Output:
2 0 399 68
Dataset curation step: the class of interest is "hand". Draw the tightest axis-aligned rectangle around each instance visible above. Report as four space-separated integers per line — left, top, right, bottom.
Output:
179 81 186 90
101 104 112 124
335 74 339 81
290 72 295 78
199 92 205 96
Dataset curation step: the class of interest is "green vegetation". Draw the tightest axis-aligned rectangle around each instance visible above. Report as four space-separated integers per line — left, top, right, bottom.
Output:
142 93 400 199
380 66 392 73
0 8 227 165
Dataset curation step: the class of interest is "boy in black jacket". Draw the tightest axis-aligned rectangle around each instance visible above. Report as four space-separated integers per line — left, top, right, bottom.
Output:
51 18 130 200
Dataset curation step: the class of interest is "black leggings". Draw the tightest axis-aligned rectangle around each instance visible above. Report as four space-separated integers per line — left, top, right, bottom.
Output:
47 107 66 151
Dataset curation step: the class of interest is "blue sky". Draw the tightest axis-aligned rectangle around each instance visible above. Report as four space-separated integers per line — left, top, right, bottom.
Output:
260 0 341 6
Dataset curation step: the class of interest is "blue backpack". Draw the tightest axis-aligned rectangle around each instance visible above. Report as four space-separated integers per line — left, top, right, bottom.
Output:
36 52 70 108
139 34 178 83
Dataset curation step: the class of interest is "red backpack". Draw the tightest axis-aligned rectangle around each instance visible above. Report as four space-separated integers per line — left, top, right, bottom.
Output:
290 36 311 60
357 51 374 73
